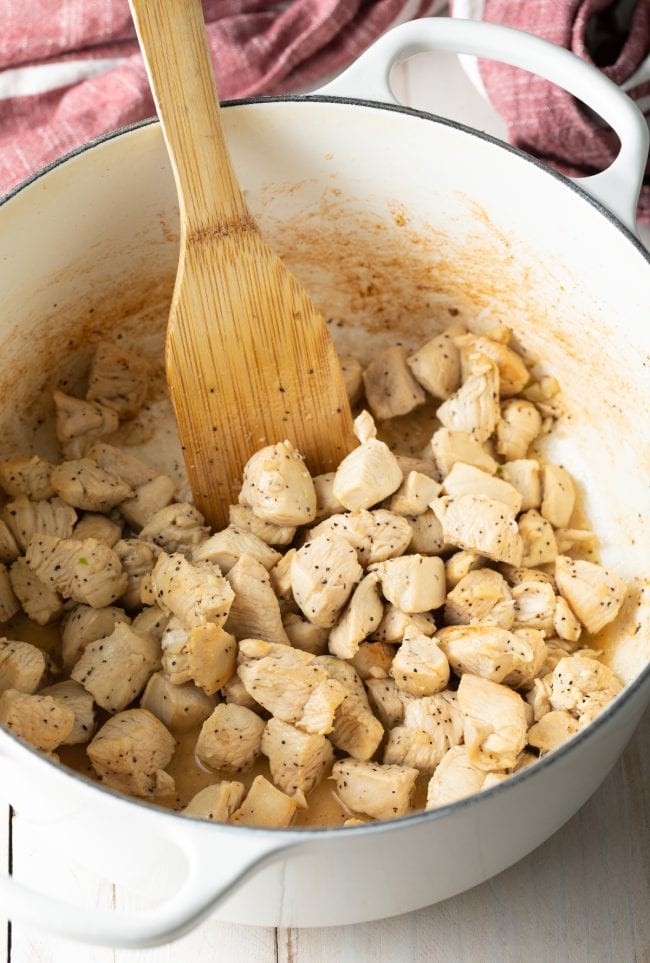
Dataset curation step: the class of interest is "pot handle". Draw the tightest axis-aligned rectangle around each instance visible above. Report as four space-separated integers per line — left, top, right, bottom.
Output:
315 17 649 236
0 822 295 948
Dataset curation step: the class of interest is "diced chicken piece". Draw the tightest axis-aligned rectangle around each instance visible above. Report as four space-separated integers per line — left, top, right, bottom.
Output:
339 355 364 407
51 458 132 512
395 454 440 481
443 462 522 515
120 475 177 530
86 341 148 419
437 625 521 684
365 677 412 729
541 465 575 528
161 619 236 694
262 717 333 807
221 671 260 712
328 573 383 659
282 613 328 655
308 510 412 567
150 552 234 629
114 538 156 610
140 671 215 733
299 677 349 736
0 455 55 501
239 440 316 526
291 534 362 629
0 639 46 694
553 596 582 643
0 520 19 564
430 428 497 478
501 628 548 689
315 654 367 702
0 565 19 623
333 420 402 511
88 709 175 797
512 580 557 635
316 660 383 760
526 675 552 722
71 622 160 712
269 549 296 605
371 554 445 613
132 605 168 641
312 472 344 522
53 391 119 458
522 375 560 403
555 556 627 634
39 680 96 745
0 689 74 751
495 400 542 460
86 442 157 489
444 568 514 629
182 782 246 822
436 352 500 443
426 745 488 809
390 471 441 516
527 709 579 754
512 750 538 772
3 495 77 553
225 554 289 646
456 333 529 397
230 775 297 828
500 459 541 511
196 703 265 773
26 534 127 608
406 328 462 401
227 504 296 546
363 346 426 420
499 564 556 588
432 495 523 566
554 528 598 556
445 551 485 590
457 674 528 770
391 628 449 696
194 526 280 575
332 758 418 820
370 605 435 643
9 557 62 625
62 604 130 670
549 655 622 725
73 512 122 546
139 503 208 556
404 511 446 555
384 692 464 771
350 641 394 681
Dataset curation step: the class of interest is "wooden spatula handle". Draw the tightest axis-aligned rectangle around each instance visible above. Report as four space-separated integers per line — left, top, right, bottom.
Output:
129 0 250 233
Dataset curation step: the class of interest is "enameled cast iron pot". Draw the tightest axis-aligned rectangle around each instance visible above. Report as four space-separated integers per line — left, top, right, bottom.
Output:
0 19 648 947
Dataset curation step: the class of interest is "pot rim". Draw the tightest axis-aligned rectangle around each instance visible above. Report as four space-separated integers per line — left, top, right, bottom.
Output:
0 94 648 840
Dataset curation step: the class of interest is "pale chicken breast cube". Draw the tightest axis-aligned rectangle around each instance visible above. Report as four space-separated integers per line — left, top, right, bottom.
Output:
262 717 333 807
62 603 130 670
404 511 446 555
436 352 500 443
132 606 168 642
406 327 462 400
87 708 175 798
527 709 579 754
114 538 157 610
312 472 344 521
228 504 296 546
366 677 412 729
150 552 234 629
269 549 296 604
239 440 316 526
298 677 349 736
26 534 127 608
282 613 328 655
316 654 367 702
225 554 289 646
350 641 394 681
333 438 403 511
73 512 123 546
371 555 445 613
555 556 627 634
3 495 77 552
182 782 246 822
442 463 522 515
445 551 485 590
194 526 280 575
339 355 364 407
140 503 208 555
500 459 541 511
0 689 74 752
363 346 426 420
554 528 598 556
432 495 523 566
499 564 556 589
444 569 514 629
395 454 440 481
0 639 46 694
390 628 449 696
71 622 161 713
553 596 582 643
437 625 521 684
291 534 362 629
140 672 215 734
196 703 265 773
426 745 489 809
0 564 19 623
549 655 622 725
53 391 119 458
308 510 412 567
86 442 157 489
230 775 297 828
541 465 576 528
501 628 548 689
9 558 62 625
0 456 55 501
326 692 384 760
512 580 557 635
526 676 552 722
389 471 441 516
430 428 497 478
370 605 436 644
456 333 529 397
457 674 528 771
384 692 464 771
119 475 177 530
86 341 148 419
39 680 96 745
495 400 542 460
332 758 418 820
0 520 19 565
221 671 260 712
328 573 383 659
50 458 133 512
161 619 236 694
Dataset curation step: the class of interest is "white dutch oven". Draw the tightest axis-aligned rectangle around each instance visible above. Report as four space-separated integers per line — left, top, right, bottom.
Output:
0 19 648 947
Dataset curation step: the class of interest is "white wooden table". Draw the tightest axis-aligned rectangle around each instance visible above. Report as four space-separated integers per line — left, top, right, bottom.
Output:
2 50 649 963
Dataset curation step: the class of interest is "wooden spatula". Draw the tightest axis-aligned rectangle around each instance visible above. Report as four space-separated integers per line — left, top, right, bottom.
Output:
129 0 355 530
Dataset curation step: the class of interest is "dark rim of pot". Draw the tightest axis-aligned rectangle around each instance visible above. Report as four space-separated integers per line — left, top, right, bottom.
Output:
0 95 648 841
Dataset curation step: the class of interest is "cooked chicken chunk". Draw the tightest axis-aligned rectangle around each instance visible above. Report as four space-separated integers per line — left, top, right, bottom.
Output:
389 471 441 516
511 580 557 635
328 573 383 659
150 552 234 629
196 703 265 773
339 355 364 407
371 554 445 613
71 622 160 712
26 533 127 608
120 475 177 530
230 775 297 828
269 549 296 605
225 554 289 646
132 605 168 642
221 671 260 712
384 692 464 771
86 341 148 419
227 504 296 546
291 534 362 629
51 458 133 512
39 680 96 745
432 495 523 566
527 709 579 754
549 655 622 725
457 674 528 771
332 758 418 820
501 628 548 689
332 413 402 510
500 459 541 511
406 327 462 400
430 427 497 478
554 527 598 556
262 717 333 807
495 399 542 460
61 603 130 670
308 510 412 567
139 503 208 555
437 625 523 684
350 641 394 681
0 639 46 694
456 333 529 397
140 672 215 734
114 538 157 610
239 440 316 526
426 745 489 809
499 564 556 588
161 619 236 694
3 495 77 552
73 511 123 546
312 472 344 521
404 511 446 555
316 656 384 759
442 463 522 515
395 454 440 480
0 565 19 623
53 390 119 458
194 526 280 574
9 557 62 625
553 596 582 643
445 551 485 590
182 782 246 822
0 520 19 564
365 677 412 729
436 352 500 443
86 442 157 489
390 628 449 696
0 455 55 501
282 613 328 655
444 569 514 629
0 689 74 751
541 465 575 528
363 346 426 420
555 556 627 634
87 708 175 798
370 604 436 643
